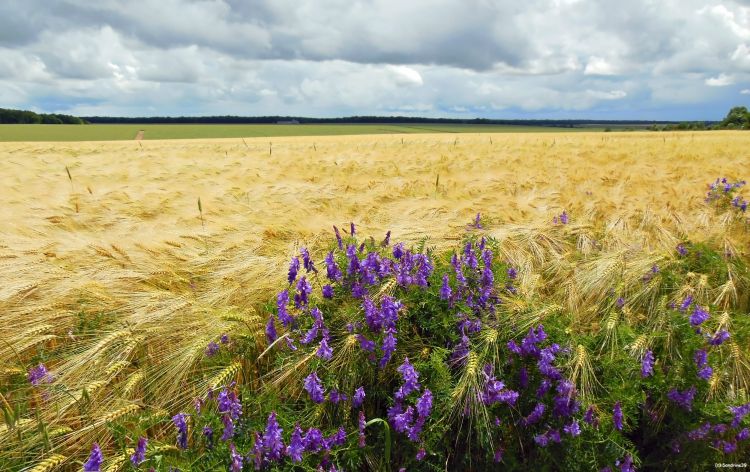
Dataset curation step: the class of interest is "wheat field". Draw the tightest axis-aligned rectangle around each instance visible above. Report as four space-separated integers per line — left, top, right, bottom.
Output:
2 131 749 468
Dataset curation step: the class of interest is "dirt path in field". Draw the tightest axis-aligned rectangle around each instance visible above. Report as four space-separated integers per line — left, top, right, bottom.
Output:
134 130 144 140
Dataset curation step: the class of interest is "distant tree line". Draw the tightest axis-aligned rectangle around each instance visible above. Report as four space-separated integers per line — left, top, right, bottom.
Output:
81 115 677 128
647 106 749 131
0 108 87 124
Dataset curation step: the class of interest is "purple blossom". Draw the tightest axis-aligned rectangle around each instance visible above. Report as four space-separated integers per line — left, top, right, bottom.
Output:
698 365 713 381
616 297 625 309
416 389 433 418
301 247 317 273
440 274 452 300
618 455 635 472
346 244 360 276
463 242 478 269
329 389 347 404
393 242 404 260
690 305 710 326
379 328 397 368
277 290 293 327
27 363 52 386
286 424 305 462
172 413 189 449
83 443 103 472
295 276 313 308
677 243 688 257
205 341 220 357
288 257 300 284
221 414 234 441
736 428 749 441
130 437 147 467
220 333 229 344
303 427 323 453
396 358 421 397
507 267 517 279
317 336 333 361
613 402 623 431
357 334 376 352
519 367 529 389
391 405 415 434
322 284 334 299
325 252 343 282
350 222 356 236
641 350 654 378
564 420 581 437
358 411 366 448
353 386 366 409
304 372 325 404
383 230 391 246
229 443 243 472
721 441 737 454
333 225 343 249
668 386 697 411
523 403 546 426
730 402 750 427
218 387 242 420
688 422 711 440
560 210 569 224
262 412 285 461
251 432 264 469
709 330 731 346
203 425 213 449
679 294 693 312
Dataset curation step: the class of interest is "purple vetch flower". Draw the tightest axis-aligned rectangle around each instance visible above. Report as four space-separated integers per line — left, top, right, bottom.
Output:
676 243 688 257
357 334 376 352
721 441 737 454
353 387 366 409
690 305 710 326
172 413 189 449
507 267 517 280
229 443 243 472
641 350 655 378
616 297 625 309
322 284 334 299
203 426 213 449
350 222 356 236
730 402 750 427
679 294 693 312
736 428 749 441
285 337 298 351
379 328 397 368
277 290 293 327
294 276 313 308
304 372 325 404
288 257 300 284
220 333 229 344
329 389 348 404
463 242 478 269
205 341 220 357
317 336 333 361
262 412 285 461
333 225 343 249
668 386 697 411
617 455 635 472
688 422 712 440
519 367 529 389
523 403 546 426
559 210 569 224
27 363 52 386
416 389 433 418
358 411 366 448
709 330 731 346
218 387 242 420
698 365 713 381
536 378 553 398
416 448 427 461
325 252 343 282
382 230 392 246
396 358 421 397
584 405 598 427
391 405 415 434
221 414 234 441
323 426 347 450
393 242 404 260
304 427 324 453
440 274 452 300
286 424 305 462
84 443 103 472
301 247 317 273
613 402 623 431
564 420 581 437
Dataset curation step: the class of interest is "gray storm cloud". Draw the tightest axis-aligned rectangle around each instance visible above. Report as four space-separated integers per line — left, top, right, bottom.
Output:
0 0 748 118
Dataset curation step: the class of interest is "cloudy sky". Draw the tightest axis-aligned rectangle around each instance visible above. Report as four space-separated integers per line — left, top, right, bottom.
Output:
1 0 750 119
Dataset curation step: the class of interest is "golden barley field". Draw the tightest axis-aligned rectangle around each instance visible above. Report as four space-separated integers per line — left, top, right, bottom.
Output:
2 131 750 468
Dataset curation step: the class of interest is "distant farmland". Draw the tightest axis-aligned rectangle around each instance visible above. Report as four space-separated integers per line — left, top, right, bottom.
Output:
0 123 595 142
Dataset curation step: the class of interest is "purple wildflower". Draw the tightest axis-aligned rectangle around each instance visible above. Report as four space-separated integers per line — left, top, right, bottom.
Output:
709 330 731 346
613 402 623 431
130 436 148 467
523 403 546 426
379 328 397 368
294 276 312 308
322 284 334 299
396 358 421 397
641 350 654 378
301 248 316 273
507 267 517 279
679 294 693 312
564 420 581 437
416 389 433 418
358 411 366 448
304 372 325 404
251 432 264 469
288 257 300 284
286 424 305 462
205 341 220 357
737 428 749 441
84 443 103 472
618 455 635 472
560 210 569 224
350 222 356 236
353 386 366 409
357 334 376 352
262 412 285 461
333 225 343 249
27 363 51 386
440 273 452 300
325 252 343 282
304 427 324 453
668 386 697 411
172 413 188 449
277 290 293 327
317 336 333 361
218 387 242 420
690 305 710 326
221 414 234 441
677 243 688 257
393 242 404 260
416 448 427 461
688 422 712 440
203 426 214 449
228 443 242 472
730 402 750 427
220 333 229 344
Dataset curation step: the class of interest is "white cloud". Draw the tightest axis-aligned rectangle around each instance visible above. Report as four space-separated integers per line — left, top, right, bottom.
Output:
705 73 735 86
741 89 750 94
388 65 424 86
584 57 617 76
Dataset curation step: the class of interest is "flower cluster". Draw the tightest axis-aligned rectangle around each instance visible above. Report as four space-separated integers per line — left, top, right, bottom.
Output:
706 178 747 212
388 358 433 458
